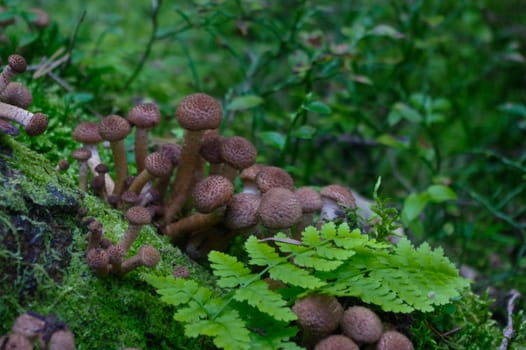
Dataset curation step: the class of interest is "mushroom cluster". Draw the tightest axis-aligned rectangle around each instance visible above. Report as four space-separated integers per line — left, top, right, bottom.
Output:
292 295 414 350
70 93 363 263
0 54 49 136
1 312 75 350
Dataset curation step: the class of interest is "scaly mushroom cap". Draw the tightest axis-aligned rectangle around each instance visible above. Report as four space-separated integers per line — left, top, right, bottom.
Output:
47 329 76 350
107 244 126 265
144 151 173 177
125 206 152 225
0 82 32 108
292 294 344 339
2 333 33 350
341 306 383 344
314 335 359 350
176 93 222 131
72 147 91 162
221 136 257 170
138 245 160 267
258 187 302 229
127 103 161 128
98 114 131 141
295 187 322 214
199 130 224 164
256 166 295 192
73 122 103 144
86 248 109 269
240 164 265 183
120 191 139 206
225 193 260 229
11 312 46 340
192 175 234 213
7 54 27 73
25 112 48 136
320 185 356 209
95 163 109 174
376 331 414 350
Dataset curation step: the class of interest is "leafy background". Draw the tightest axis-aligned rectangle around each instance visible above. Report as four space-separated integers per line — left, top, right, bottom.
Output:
1 0 525 345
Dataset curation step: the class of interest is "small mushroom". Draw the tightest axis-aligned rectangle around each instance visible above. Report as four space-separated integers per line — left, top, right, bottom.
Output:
118 245 160 275
46 329 76 350
127 151 173 195
257 187 302 230
164 93 222 222
314 335 359 350
98 114 131 196
376 330 414 350
117 206 152 252
219 136 257 182
294 186 322 236
199 129 225 175
341 306 383 345
72 147 91 192
224 192 260 231
0 54 27 94
1 333 33 350
255 166 294 192
0 82 32 108
127 103 161 173
0 102 48 136
319 185 356 222
239 164 265 194
86 248 110 277
11 312 46 341
292 294 344 348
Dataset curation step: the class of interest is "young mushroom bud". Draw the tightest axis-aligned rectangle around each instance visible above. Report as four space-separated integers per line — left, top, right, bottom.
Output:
376 330 414 350
319 185 356 223
164 93 222 222
117 206 152 253
0 82 32 108
239 164 265 194
257 187 302 230
164 175 234 242
98 114 131 196
0 102 48 136
119 245 160 275
219 136 257 182
314 335 359 350
292 294 344 348
86 248 111 277
255 166 295 193
72 147 92 192
127 103 161 173
341 306 383 345
127 151 173 195
0 54 27 93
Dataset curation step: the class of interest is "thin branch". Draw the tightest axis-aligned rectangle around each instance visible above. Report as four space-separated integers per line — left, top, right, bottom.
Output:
499 289 521 350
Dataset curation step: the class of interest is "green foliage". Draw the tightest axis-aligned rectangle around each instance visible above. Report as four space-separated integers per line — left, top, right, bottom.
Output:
145 222 468 348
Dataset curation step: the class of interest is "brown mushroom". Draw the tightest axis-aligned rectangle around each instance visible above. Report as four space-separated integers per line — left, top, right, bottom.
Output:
341 306 383 345
127 103 161 173
98 114 131 196
86 248 110 277
72 147 91 192
11 312 46 341
319 185 356 223
118 245 160 275
117 206 152 252
0 82 32 108
0 102 48 136
219 136 257 182
376 330 414 350
46 328 76 350
128 151 173 195
0 54 27 94
1 333 33 350
314 335 359 350
199 129 225 175
255 166 294 193
164 93 222 222
224 192 260 231
294 186 322 237
257 187 302 230
239 164 265 194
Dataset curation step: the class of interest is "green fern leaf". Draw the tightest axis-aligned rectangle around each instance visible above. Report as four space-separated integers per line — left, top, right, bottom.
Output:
268 264 325 288
210 251 255 288
245 235 283 266
233 280 296 321
185 309 251 350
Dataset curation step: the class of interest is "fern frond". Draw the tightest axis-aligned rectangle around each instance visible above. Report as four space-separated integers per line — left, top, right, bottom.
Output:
209 251 255 288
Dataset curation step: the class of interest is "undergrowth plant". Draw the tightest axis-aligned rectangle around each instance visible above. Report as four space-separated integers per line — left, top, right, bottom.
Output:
144 222 469 349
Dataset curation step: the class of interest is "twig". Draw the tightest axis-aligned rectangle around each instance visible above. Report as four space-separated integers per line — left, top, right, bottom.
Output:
499 289 521 350
122 0 162 89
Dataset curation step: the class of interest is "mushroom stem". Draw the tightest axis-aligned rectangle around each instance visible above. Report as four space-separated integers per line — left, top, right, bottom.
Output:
110 139 128 195
0 54 26 93
0 101 47 132
118 245 160 275
164 209 225 243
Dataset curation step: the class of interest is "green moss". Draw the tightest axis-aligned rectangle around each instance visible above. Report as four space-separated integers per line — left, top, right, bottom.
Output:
0 136 215 349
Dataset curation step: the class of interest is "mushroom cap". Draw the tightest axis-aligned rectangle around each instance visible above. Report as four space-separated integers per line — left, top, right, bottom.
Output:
0 82 33 108
30 7 50 28
221 136 257 170
11 312 46 340
47 329 76 350
199 130 224 164
25 112 48 136
73 122 103 144
7 54 27 73
72 147 92 162
0 118 19 136
192 175 234 213
120 191 139 206
314 335 359 350
225 193 260 229
341 306 383 344
3 333 33 350
95 163 109 174
176 93 222 131
256 166 295 192
240 164 265 183
125 206 152 225
127 103 161 128
86 248 109 269
98 114 131 142
320 185 356 209
144 151 173 177
376 330 414 350
295 187 322 214
158 142 182 166
107 244 126 265
292 294 344 337
138 245 160 267
258 187 302 229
